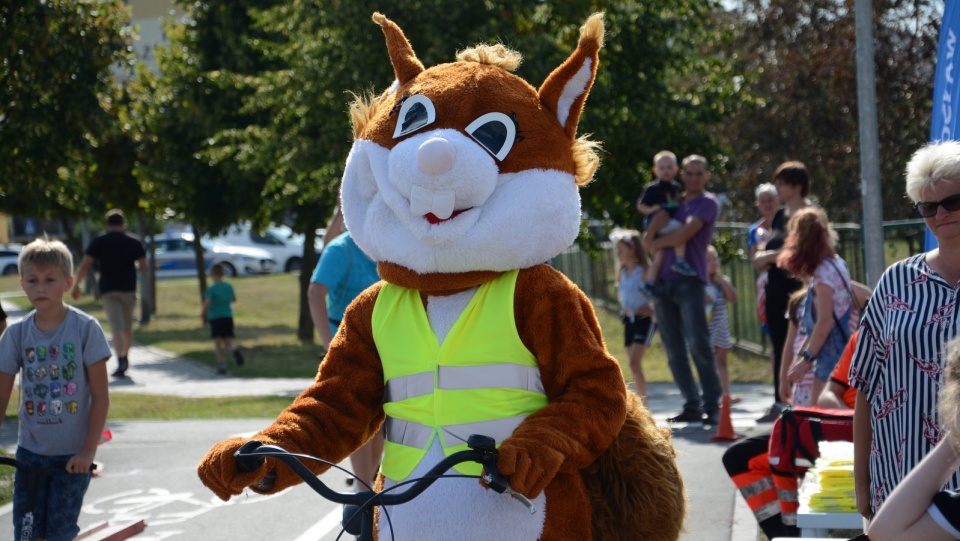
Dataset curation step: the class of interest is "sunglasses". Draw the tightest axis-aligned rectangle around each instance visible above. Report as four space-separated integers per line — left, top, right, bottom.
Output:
915 193 960 217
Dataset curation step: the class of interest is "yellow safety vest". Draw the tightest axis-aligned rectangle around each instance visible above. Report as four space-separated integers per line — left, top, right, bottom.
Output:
372 270 548 481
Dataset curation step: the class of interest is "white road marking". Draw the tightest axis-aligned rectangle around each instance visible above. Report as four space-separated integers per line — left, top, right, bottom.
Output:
293 507 343 541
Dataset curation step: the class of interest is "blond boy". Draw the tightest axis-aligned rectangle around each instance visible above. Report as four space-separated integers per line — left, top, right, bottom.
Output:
0 238 111 540
636 151 697 296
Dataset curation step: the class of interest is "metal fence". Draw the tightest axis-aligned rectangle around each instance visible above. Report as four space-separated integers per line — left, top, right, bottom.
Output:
553 219 927 354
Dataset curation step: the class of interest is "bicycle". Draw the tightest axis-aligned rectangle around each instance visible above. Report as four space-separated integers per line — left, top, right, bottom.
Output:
234 434 535 541
0 456 96 541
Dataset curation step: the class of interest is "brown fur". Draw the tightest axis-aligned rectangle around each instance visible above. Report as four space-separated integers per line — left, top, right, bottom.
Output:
583 393 687 541
352 13 601 186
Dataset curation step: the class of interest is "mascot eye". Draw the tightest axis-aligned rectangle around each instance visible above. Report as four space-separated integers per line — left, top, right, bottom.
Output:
465 112 517 161
393 94 436 138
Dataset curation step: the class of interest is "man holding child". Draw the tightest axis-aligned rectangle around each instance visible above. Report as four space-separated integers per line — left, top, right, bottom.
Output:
642 154 722 426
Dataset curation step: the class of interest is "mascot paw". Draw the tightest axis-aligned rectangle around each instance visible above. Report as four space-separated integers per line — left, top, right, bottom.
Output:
497 439 565 498
197 437 268 501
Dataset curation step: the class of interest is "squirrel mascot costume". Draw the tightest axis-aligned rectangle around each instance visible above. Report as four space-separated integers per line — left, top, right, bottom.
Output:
198 12 685 540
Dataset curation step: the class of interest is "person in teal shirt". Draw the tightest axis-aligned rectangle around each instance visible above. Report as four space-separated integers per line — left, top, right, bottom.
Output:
308 227 381 493
308 230 380 350
201 263 244 375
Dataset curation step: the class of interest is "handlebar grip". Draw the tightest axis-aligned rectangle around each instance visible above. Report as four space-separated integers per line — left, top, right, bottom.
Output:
467 435 509 494
234 440 266 472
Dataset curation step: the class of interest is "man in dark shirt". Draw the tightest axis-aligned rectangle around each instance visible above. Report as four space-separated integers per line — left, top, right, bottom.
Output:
72 209 147 378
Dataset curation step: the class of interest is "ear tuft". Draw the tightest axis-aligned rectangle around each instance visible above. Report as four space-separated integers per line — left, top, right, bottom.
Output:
538 12 605 140
579 12 605 49
372 13 424 86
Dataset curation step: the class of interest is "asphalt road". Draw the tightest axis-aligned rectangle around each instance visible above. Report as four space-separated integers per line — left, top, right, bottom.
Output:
0 414 759 541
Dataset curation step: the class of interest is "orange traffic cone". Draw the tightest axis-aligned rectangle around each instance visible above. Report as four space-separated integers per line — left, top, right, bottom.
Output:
709 394 742 442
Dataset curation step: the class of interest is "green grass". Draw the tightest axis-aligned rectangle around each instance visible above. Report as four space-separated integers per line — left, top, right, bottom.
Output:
0 273 327 379
0 272 773 514
4 393 293 422
593 303 772 384
0 272 772 410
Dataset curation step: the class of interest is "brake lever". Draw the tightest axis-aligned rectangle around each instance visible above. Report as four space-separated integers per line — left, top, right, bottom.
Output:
466 435 538 515
480 471 537 515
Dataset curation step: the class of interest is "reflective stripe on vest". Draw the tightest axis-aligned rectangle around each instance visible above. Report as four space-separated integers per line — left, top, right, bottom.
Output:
385 364 544 402
385 414 528 450
384 371 435 402
373 270 547 480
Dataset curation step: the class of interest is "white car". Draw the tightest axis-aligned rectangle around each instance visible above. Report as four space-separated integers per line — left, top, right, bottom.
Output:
206 223 322 273
0 245 22 276
149 234 276 278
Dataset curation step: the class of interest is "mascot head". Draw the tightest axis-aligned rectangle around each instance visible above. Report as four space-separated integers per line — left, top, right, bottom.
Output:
341 13 604 275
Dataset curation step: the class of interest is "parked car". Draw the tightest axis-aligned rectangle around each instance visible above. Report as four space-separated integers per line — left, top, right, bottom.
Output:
149 233 275 278
0 244 22 276
206 223 322 273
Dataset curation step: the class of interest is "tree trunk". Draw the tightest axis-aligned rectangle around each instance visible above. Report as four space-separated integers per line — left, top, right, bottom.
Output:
296 226 319 342
135 212 154 323
190 224 208 302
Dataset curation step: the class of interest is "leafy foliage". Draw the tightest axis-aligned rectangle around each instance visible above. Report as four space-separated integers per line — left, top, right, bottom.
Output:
233 0 738 234
134 0 281 238
0 0 132 219
715 0 941 222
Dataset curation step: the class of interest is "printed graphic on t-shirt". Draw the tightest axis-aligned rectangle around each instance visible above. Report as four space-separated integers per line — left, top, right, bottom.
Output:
22 341 80 424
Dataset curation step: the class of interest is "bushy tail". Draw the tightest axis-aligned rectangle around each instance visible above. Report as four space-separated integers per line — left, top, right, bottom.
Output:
582 392 686 541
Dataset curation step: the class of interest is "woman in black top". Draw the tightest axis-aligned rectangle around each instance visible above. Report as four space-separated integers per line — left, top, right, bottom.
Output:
752 161 813 422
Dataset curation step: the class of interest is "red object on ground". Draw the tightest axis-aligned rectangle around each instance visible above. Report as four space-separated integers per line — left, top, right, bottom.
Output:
710 394 743 442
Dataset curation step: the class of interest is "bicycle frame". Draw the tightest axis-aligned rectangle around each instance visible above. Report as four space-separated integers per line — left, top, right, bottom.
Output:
234 434 535 541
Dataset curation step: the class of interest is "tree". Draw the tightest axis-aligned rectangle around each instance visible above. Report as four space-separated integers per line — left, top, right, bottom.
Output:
0 0 132 221
221 0 737 339
233 0 555 340
714 0 941 222
133 0 279 298
568 0 742 228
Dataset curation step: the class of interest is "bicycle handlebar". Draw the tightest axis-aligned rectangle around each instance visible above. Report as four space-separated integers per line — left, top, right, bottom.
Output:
233 434 535 513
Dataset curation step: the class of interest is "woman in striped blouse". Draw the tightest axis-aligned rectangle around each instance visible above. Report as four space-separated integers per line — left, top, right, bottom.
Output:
867 336 960 540
852 140 960 519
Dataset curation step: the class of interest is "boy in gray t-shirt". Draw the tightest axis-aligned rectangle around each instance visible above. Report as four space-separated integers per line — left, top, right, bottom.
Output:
0 238 111 540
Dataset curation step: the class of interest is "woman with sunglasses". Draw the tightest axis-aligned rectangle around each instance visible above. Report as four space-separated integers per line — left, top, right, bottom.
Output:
850 140 960 521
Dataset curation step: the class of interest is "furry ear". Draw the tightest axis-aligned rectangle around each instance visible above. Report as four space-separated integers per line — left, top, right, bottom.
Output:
372 12 425 86
538 13 604 140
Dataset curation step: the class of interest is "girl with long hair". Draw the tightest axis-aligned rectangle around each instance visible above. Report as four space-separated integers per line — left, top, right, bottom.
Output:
614 230 656 404
777 207 856 404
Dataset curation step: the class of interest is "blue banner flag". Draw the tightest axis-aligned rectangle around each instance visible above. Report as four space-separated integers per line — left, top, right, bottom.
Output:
927 0 960 251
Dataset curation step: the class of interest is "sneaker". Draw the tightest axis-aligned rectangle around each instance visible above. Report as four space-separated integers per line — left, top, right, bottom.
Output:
640 282 662 301
110 368 126 378
233 349 245 367
114 356 129 376
217 367 228 376
703 412 719 426
756 404 785 423
667 408 704 424
670 259 698 277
